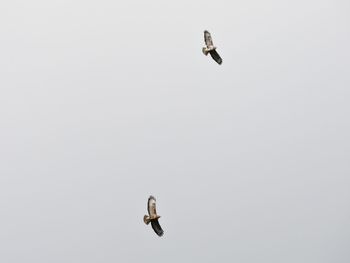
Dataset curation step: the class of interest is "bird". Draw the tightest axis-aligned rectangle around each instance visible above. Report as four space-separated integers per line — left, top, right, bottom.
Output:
143 195 164 237
202 30 222 65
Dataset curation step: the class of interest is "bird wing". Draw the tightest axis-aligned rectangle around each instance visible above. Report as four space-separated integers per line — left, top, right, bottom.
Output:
147 196 158 217
151 219 164 237
204 30 214 47
209 49 223 65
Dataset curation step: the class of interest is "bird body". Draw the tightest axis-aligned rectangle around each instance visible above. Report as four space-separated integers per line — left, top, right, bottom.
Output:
203 30 222 65
144 196 164 237
143 215 160 225
202 46 216 55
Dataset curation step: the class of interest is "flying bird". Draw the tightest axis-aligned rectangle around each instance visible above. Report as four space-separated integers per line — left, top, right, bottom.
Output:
143 196 164 237
202 30 222 65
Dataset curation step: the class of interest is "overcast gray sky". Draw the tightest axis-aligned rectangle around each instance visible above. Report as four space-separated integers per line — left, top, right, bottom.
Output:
0 0 349 262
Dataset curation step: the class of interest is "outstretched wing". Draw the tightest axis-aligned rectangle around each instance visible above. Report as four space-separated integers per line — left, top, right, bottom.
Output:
147 196 157 217
209 49 222 65
204 30 214 47
151 219 164 237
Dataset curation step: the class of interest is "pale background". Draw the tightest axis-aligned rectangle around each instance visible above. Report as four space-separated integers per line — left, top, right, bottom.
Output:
0 0 349 262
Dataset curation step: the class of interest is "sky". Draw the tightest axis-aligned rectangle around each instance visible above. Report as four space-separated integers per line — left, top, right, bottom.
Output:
0 0 349 262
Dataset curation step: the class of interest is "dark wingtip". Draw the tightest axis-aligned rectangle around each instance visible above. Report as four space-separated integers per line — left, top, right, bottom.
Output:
156 228 164 237
151 220 164 237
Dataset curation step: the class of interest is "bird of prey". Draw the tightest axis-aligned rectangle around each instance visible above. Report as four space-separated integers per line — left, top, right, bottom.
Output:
143 196 164 237
202 30 222 65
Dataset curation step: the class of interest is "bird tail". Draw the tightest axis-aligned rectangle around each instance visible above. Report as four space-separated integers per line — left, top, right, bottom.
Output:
202 47 209 55
144 215 151 225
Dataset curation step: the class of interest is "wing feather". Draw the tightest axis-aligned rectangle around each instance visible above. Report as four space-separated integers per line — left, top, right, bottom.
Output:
209 49 222 65
204 30 214 47
151 219 164 237
147 196 157 217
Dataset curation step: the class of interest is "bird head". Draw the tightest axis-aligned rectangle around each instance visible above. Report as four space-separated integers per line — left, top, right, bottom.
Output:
144 215 151 225
202 47 209 55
